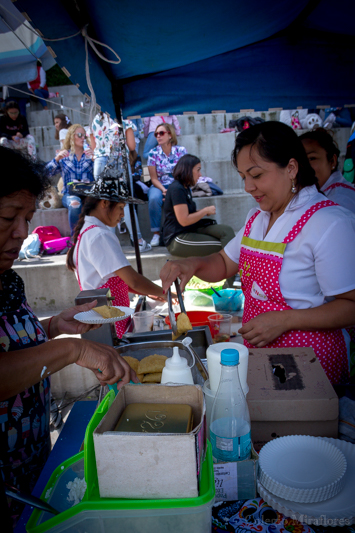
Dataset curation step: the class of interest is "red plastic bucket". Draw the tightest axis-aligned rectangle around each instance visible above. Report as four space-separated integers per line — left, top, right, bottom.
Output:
165 310 212 328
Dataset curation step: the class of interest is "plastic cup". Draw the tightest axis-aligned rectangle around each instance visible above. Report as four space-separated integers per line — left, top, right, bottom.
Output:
207 313 232 343
132 311 154 333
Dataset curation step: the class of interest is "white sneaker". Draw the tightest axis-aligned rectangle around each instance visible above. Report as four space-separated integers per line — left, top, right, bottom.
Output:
150 234 160 247
139 239 152 253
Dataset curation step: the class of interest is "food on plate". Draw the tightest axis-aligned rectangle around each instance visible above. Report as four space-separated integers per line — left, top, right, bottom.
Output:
137 373 144 382
142 372 162 383
93 305 125 319
137 354 167 375
172 312 192 341
122 355 139 374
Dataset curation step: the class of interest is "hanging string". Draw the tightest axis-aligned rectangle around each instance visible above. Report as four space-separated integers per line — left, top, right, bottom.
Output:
80 25 121 125
0 4 122 125
5 85 93 120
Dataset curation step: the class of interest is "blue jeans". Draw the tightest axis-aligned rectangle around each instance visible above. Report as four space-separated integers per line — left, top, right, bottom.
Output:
143 132 158 160
62 194 82 236
93 156 142 239
33 88 49 108
148 183 170 232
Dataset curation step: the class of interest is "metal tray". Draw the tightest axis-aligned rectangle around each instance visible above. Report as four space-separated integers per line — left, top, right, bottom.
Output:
122 326 212 362
115 338 209 386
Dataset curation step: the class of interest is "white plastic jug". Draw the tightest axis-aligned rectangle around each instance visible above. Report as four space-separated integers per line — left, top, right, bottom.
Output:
206 342 249 395
161 347 194 385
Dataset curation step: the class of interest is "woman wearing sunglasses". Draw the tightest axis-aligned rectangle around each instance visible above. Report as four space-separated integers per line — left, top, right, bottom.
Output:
0 101 37 159
147 123 187 246
46 124 94 235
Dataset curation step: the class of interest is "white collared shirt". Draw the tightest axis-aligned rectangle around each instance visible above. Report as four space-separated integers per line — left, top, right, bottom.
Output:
321 170 355 213
224 186 355 309
74 216 130 289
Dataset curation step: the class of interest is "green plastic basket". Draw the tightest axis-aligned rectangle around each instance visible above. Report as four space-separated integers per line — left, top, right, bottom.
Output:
27 391 215 533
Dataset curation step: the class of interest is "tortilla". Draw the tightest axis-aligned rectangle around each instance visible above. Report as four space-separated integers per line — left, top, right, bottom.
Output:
137 354 167 375
94 305 125 319
142 372 162 383
137 373 145 382
172 312 192 340
122 356 139 374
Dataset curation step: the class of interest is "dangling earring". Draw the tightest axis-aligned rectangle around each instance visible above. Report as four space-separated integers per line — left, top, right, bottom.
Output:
291 179 297 193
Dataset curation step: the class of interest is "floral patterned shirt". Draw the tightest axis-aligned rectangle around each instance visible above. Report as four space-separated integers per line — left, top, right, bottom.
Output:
147 145 187 186
91 113 136 158
0 269 50 525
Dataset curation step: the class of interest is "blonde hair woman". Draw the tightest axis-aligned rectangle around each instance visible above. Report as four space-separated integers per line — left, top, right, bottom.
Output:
46 124 94 235
147 123 187 246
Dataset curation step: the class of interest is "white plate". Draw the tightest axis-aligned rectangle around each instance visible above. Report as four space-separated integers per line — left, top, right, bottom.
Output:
258 435 347 503
74 306 134 324
258 437 355 526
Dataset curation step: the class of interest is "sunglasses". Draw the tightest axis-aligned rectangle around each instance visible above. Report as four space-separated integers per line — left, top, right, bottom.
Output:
154 131 168 138
8 111 19 116
75 132 86 138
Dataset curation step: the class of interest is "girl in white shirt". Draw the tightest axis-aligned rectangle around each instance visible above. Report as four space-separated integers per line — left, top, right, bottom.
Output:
66 176 165 338
54 114 72 149
160 122 355 384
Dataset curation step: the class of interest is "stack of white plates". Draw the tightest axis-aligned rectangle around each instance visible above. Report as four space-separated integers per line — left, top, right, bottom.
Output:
257 436 355 526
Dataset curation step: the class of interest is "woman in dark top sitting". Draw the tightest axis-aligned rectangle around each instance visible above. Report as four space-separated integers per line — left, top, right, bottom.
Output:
0 101 37 160
163 154 235 258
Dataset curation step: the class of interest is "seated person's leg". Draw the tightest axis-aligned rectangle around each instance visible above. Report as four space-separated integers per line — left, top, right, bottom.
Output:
62 194 82 236
148 186 163 233
167 231 222 258
197 224 235 248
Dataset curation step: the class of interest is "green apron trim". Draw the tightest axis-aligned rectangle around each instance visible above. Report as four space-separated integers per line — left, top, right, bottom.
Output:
241 236 287 255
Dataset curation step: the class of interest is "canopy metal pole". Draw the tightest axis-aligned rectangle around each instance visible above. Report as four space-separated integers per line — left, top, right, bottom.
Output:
114 103 143 275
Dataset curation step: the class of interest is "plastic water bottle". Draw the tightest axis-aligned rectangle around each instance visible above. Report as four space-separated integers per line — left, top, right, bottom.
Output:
210 348 251 463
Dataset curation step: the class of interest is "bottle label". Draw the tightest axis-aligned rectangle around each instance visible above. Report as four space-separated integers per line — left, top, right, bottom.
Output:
210 430 251 462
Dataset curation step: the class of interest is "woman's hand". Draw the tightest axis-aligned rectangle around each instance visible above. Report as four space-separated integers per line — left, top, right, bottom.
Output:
16 132 23 139
204 205 216 216
162 187 167 196
239 311 289 347
49 300 101 337
84 148 94 159
55 149 69 161
160 259 197 292
12 135 20 142
74 338 139 388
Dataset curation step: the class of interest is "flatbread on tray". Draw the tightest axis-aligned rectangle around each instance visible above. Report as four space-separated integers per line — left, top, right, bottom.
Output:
137 354 167 375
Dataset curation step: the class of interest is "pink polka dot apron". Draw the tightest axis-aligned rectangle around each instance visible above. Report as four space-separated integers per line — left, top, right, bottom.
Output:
76 225 130 338
239 200 349 384
324 182 355 194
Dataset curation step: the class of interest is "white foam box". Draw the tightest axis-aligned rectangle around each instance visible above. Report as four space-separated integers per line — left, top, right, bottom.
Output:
247 347 339 451
93 384 206 499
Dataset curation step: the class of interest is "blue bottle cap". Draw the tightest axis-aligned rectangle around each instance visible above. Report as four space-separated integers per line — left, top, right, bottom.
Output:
221 348 239 366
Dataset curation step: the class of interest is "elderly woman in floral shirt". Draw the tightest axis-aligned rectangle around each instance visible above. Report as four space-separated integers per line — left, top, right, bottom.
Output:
147 123 187 246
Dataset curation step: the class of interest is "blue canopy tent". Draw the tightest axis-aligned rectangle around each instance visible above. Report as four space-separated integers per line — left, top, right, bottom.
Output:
0 0 55 87
11 0 355 118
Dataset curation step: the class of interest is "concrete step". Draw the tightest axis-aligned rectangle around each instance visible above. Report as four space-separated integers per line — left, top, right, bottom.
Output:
37 144 60 162
174 110 282 135
30 125 60 148
27 107 90 128
12 247 171 314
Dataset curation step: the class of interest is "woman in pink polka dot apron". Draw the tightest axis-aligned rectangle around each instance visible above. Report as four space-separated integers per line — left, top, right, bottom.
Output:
160 122 355 385
75 225 130 337
67 174 166 338
239 200 349 385
301 129 355 214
